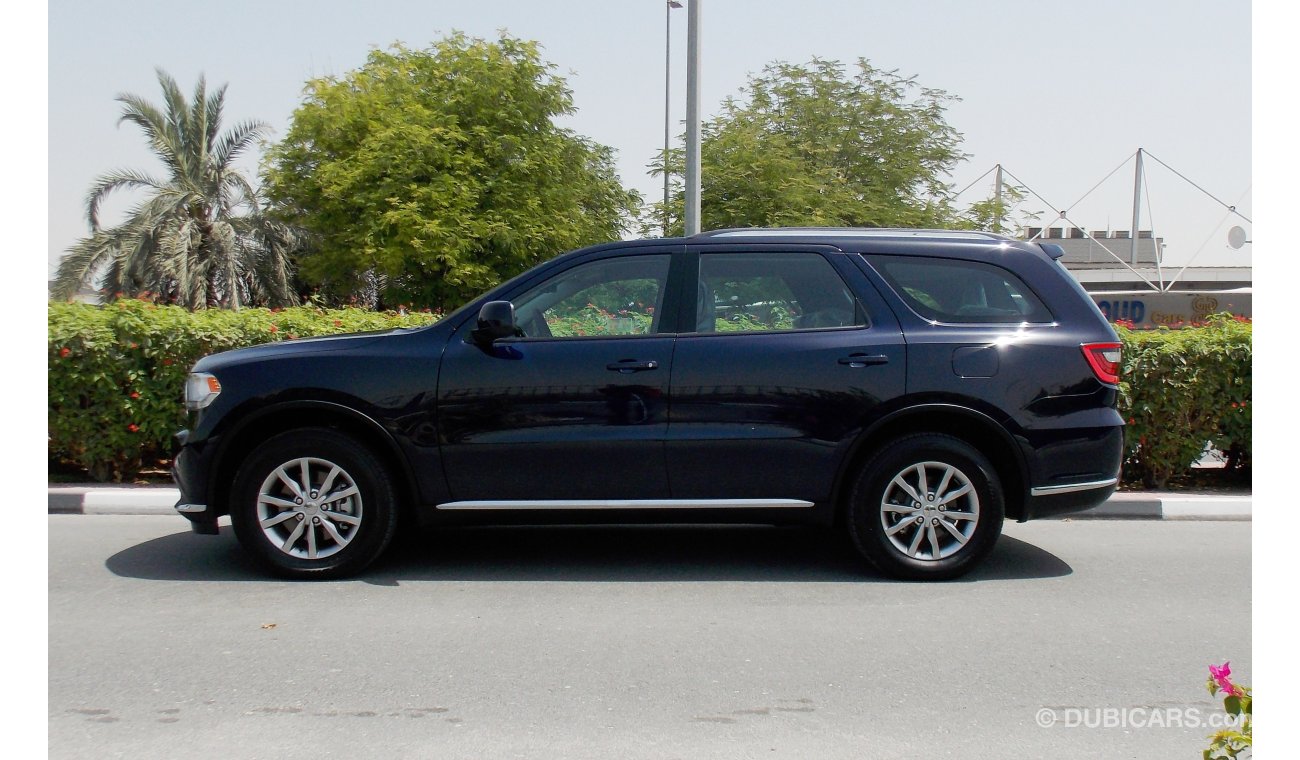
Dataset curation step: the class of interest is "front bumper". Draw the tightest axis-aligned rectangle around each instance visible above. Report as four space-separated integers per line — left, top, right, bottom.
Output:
172 429 221 534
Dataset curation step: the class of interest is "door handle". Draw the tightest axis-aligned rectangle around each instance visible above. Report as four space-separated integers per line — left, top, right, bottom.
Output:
838 353 889 368
607 359 660 373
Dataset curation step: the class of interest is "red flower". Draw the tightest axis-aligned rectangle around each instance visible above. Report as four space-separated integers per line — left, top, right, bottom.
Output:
59 347 71 358
129 342 139 350
269 325 279 333
130 392 140 399
287 334 298 340
127 424 139 433
333 320 343 327
1127 418 1135 425
163 358 174 366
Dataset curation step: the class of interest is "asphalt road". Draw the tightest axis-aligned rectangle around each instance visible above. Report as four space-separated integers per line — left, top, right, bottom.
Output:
49 516 1251 759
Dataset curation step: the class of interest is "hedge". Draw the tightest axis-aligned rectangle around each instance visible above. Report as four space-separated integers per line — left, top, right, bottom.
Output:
49 302 1251 486
48 300 438 481
1116 313 1251 488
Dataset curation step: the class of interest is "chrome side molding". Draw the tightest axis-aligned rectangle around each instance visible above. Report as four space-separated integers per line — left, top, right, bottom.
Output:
175 503 208 513
435 498 815 511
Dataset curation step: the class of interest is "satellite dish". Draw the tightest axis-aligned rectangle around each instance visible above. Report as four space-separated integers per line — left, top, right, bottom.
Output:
1227 226 1249 249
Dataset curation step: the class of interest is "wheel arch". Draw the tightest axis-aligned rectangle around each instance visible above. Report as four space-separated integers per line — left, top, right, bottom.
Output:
208 401 419 521
834 403 1029 522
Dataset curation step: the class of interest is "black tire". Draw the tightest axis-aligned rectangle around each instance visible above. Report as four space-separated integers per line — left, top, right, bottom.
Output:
847 433 1004 580
230 428 399 580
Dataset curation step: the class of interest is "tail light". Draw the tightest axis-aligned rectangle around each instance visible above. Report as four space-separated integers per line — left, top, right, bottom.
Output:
1081 342 1122 385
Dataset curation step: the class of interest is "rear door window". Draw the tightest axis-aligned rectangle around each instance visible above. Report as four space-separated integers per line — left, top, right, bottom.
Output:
696 252 868 333
866 255 1052 323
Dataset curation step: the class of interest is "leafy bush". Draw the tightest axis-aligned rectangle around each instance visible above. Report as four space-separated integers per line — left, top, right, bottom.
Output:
48 300 437 481
1116 314 1252 489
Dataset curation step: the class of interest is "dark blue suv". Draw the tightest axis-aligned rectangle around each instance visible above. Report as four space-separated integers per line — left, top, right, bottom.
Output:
173 228 1124 580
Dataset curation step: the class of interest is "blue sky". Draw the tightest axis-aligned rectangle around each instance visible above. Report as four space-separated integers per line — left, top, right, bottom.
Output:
46 0 1253 275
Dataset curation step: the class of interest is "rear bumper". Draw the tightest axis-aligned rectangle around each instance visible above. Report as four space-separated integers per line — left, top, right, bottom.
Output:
1019 422 1124 520
1023 477 1119 520
172 430 221 534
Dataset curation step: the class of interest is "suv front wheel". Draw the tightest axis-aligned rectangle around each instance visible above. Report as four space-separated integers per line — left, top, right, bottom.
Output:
848 433 1004 580
230 428 399 579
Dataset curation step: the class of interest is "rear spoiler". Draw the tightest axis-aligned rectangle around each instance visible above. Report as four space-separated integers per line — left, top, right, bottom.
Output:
1037 242 1067 260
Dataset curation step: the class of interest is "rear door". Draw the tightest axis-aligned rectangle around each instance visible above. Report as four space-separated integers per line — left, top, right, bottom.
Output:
665 246 905 504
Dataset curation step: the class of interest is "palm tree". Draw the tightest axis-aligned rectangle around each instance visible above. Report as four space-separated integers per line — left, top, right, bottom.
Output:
52 69 297 309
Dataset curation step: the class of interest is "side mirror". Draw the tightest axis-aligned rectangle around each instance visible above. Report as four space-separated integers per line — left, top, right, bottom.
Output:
471 301 522 345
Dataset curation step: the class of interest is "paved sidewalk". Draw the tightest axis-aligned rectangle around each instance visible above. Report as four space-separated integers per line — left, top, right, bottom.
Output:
47 484 1252 520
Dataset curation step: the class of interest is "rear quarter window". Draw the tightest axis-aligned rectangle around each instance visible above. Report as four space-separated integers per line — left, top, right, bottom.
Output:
865 255 1053 324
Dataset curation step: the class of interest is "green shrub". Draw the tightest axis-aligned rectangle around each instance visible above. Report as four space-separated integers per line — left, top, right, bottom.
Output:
48 300 437 481
1116 314 1251 489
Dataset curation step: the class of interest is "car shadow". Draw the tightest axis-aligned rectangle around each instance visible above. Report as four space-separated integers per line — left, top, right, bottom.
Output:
104 524 1072 584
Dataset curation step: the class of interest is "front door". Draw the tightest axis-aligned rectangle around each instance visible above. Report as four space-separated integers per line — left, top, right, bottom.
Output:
437 252 676 502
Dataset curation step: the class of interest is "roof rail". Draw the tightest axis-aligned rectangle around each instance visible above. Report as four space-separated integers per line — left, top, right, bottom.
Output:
697 227 1014 241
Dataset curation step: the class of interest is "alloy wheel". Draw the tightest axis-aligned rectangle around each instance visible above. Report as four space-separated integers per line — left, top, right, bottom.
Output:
878 460 981 561
256 457 364 560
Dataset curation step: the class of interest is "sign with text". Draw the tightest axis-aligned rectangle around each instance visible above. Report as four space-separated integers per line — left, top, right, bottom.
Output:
1090 291 1251 329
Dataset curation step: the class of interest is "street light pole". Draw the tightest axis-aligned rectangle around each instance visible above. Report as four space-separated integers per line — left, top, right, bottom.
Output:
664 0 681 236
684 0 702 236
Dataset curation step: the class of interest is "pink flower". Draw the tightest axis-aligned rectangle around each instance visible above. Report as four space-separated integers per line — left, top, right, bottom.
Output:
1209 662 1245 697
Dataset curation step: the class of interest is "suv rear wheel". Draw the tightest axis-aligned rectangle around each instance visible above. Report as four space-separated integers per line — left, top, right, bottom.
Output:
230 428 398 579
847 434 1004 580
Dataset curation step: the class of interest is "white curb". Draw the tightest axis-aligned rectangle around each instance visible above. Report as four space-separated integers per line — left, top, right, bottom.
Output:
82 488 181 515
1159 497 1253 521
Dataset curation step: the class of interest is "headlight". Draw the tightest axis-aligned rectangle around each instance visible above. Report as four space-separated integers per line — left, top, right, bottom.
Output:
184 372 222 410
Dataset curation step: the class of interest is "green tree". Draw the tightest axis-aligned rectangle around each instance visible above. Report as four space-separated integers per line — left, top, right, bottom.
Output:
52 69 297 309
264 34 642 311
958 182 1037 234
647 58 965 235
